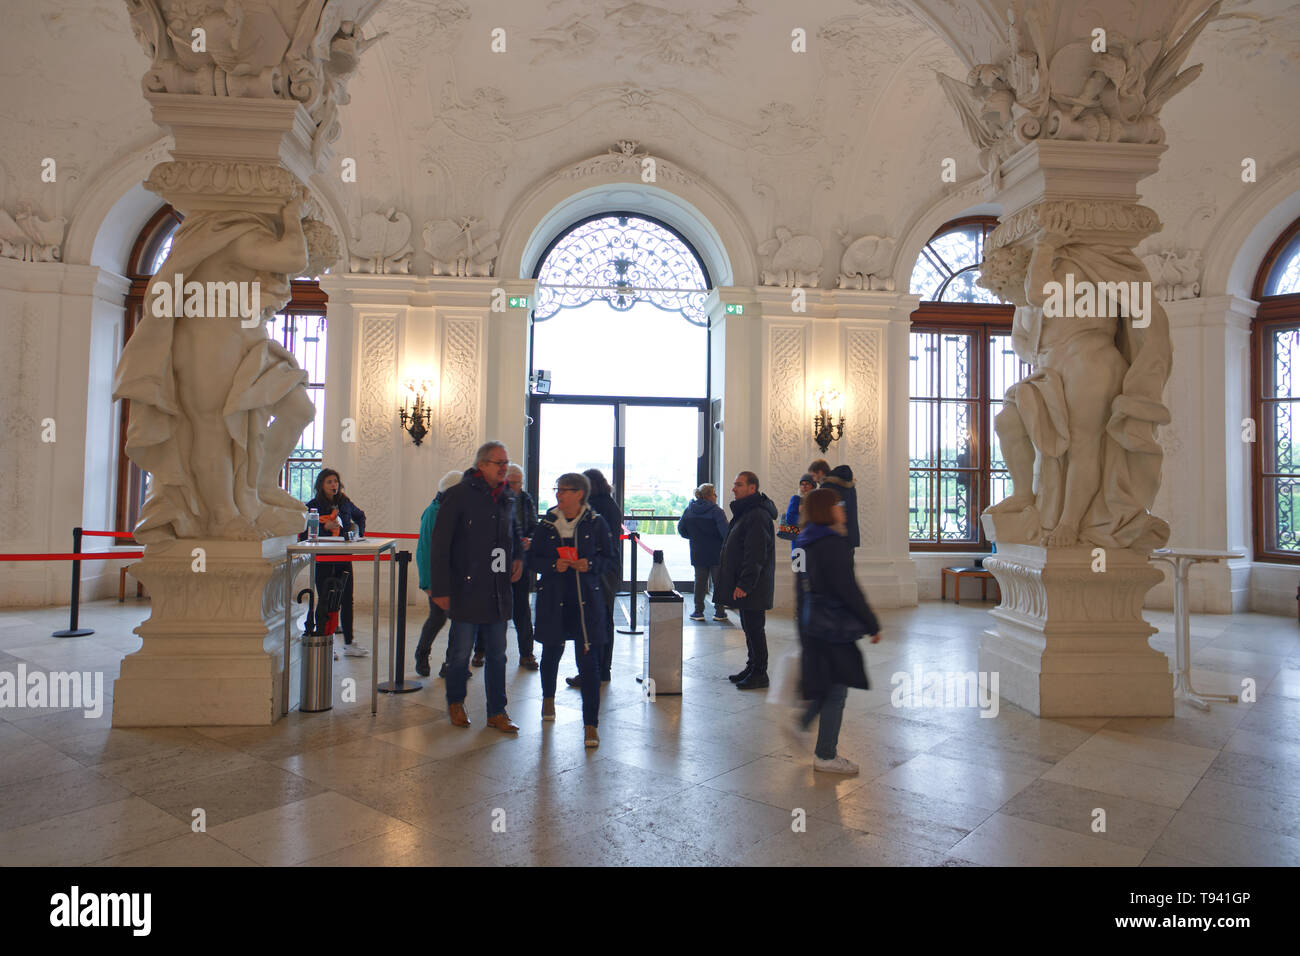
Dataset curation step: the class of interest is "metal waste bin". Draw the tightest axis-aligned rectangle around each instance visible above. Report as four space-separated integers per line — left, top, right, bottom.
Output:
644 589 683 695
300 631 334 712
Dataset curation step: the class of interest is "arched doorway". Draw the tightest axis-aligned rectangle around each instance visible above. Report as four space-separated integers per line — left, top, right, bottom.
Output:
525 213 712 584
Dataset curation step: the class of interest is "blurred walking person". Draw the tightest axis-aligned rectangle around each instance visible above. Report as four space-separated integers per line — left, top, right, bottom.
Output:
414 470 471 679
792 487 881 774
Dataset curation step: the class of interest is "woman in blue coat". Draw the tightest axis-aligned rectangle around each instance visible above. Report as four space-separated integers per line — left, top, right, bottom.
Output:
529 471 616 748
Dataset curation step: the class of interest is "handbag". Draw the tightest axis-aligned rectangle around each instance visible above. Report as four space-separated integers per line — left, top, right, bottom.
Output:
799 579 863 644
776 524 799 540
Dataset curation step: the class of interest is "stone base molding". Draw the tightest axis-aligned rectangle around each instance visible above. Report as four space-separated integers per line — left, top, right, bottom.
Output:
113 536 307 726
978 531 1173 718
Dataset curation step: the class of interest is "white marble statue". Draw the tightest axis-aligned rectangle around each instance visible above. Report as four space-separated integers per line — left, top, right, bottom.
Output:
112 187 319 543
981 208 1172 551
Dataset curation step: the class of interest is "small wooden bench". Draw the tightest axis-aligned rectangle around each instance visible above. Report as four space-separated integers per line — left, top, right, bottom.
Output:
940 566 999 604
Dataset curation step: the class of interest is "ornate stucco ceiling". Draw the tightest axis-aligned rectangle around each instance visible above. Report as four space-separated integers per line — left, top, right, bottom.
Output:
1 0 1298 283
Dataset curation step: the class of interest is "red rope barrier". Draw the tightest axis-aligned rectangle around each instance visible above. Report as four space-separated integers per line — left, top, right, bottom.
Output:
621 525 655 555
367 531 419 539
80 530 136 538
0 552 143 561
315 553 393 562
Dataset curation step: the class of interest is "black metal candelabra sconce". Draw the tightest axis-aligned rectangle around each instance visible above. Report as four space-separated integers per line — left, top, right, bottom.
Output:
813 385 845 454
400 380 433 447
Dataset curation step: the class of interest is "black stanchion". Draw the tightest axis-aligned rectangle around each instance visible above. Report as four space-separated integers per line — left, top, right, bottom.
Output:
378 550 421 694
53 527 94 638
617 533 644 635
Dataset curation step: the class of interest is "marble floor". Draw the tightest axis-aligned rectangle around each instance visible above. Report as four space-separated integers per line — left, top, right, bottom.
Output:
1 596 1298 867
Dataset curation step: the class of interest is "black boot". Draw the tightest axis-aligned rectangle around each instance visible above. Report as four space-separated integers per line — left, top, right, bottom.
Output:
728 666 752 683
415 655 431 678
736 671 769 690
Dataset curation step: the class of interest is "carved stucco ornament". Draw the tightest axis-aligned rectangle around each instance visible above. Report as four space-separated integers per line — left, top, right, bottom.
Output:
1141 248 1202 302
349 208 412 274
563 141 698 187
937 2 1222 185
0 202 66 262
836 233 896 291
123 0 384 165
423 216 499 277
759 228 823 288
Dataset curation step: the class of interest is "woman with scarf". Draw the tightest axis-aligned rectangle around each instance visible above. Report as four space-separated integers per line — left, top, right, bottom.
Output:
529 471 616 748
793 487 880 774
303 468 368 657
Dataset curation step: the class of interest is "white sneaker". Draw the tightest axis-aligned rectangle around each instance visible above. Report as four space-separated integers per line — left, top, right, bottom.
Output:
813 755 859 775
342 643 369 658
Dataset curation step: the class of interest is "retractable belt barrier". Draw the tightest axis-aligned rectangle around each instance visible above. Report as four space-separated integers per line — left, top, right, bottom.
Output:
0 527 143 637
617 526 649 635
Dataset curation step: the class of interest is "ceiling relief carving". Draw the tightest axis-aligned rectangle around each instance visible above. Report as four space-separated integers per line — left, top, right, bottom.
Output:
371 0 470 93
837 233 896 290
564 141 698 187
759 228 824 288
937 2 1223 183
0 202 67 263
1142 248 1203 302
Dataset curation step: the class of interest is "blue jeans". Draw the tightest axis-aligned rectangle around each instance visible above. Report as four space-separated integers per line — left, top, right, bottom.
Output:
446 619 508 716
540 640 601 727
802 683 848 760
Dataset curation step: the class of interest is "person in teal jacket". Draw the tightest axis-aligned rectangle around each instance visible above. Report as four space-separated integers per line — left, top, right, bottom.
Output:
415 470 469 677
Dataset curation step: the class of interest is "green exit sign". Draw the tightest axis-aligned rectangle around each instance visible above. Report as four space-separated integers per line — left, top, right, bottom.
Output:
725 303 744 315
508 296 530 309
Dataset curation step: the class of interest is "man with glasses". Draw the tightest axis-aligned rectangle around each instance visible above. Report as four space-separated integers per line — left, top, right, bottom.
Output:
717 471 778 689
430 441 525 732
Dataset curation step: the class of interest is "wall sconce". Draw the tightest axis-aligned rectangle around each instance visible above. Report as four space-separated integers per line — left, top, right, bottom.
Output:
813 381 845 453
400 378 434 447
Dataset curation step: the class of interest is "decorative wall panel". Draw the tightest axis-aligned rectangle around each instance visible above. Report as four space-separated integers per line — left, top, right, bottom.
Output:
438 316 482 471
357 314 397 532
767 324 807 513
845 326 882 549
0 303 39 541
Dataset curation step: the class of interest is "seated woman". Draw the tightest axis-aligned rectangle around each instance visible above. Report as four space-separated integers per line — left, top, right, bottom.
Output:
529 472 616 748
303 468 367 657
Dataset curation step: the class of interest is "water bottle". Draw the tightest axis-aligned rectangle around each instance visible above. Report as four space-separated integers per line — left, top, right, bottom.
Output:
307 508 320 541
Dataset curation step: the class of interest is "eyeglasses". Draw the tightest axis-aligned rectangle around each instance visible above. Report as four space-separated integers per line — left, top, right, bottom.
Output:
554 487 579 495
483 458 509 467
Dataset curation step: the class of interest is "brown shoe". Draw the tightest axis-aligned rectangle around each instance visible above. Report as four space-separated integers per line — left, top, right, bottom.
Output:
584 725 599 748
486 712 519 733
448 702 470 727
541 698 555 721
519 655 540 670
471 652 485 668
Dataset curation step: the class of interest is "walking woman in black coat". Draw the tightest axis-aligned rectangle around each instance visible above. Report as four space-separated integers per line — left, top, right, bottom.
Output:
303 468 368 657
793 487 880 774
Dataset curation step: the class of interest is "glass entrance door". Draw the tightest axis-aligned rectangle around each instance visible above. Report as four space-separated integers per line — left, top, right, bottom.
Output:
528 396 707 586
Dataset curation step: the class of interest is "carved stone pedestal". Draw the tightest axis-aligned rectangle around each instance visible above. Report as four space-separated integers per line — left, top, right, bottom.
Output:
979 525 1173 718
113 537 306 726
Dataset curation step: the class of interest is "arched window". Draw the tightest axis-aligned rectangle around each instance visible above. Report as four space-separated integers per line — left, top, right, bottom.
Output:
908 216 1026 550
1251 215 1300 562
526 213 711 580
115 206 329 532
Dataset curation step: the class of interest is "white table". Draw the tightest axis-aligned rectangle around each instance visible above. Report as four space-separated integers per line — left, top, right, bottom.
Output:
283 537 397 716
1148 548 1244 711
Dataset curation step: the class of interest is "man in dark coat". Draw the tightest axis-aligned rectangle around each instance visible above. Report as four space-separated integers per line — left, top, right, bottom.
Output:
716 470 777 689
507 464 540 669
430 441 523 732
821 464 860 550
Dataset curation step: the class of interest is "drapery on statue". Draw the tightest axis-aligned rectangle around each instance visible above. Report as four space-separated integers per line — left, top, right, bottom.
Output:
113 188 326 543
981 215 1172 552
